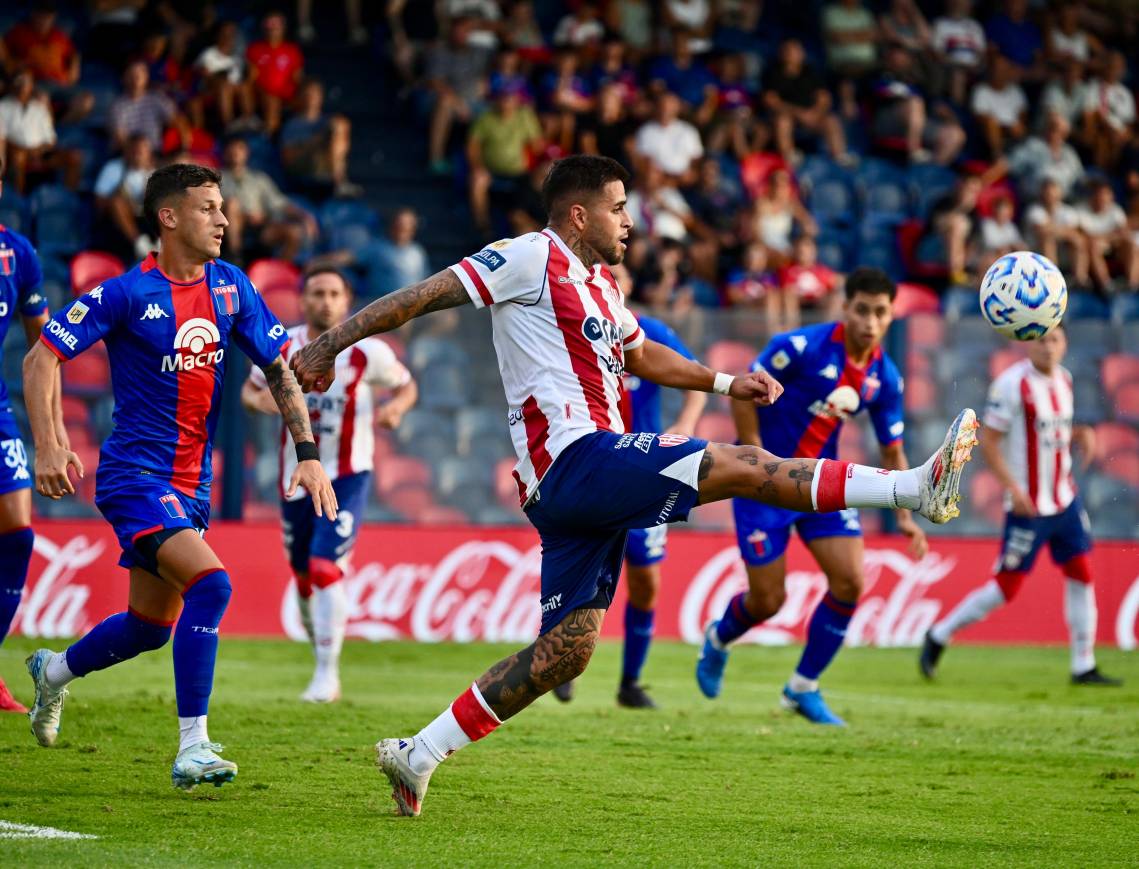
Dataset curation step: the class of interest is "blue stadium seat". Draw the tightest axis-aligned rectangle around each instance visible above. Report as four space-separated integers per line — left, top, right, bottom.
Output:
407 335 469 371
434 456 494 501
31 184 80 214
1065 321 1112 357
858 240 904 280
418 363 469 411
326 222 374 257
942 285 980 319
455 407 508 455
808 179 856 226
0 190 29 233
796 155 850 193
1110 293 1139 323
815 230 850 272
319 199 379 235
35 210 87 258
1064 292 1110 320
862 182 910 225
856 157 907 189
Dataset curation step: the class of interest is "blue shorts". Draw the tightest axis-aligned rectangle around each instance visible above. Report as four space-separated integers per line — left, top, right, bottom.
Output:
94 470 210 571
733 498 862 567
281 471 370 574
525 431 707 634
0 411 32 496
626 526 668 567
996 496 1092 573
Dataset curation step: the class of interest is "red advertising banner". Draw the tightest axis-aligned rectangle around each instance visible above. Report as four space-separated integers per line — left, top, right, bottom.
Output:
14 520 1139 649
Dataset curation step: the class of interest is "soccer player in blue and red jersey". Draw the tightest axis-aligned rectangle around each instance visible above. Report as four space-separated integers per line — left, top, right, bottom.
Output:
0 154 64 714
21 164 337 790
696 268 929 725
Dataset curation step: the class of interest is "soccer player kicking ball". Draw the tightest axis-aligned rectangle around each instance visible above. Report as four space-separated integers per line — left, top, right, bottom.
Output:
920 326 1122 686
241 267 417 703
695 269 927 726
0 155 65 714
291 156 978 816
22 164 337 790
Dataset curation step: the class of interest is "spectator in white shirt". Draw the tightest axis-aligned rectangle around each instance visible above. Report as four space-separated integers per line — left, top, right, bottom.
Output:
553 2 604 48
633 91 703 184
93 133 156 259
1079 180 1138 292
933 0 986 105
192 20 252 129
1080 51 1135 170
997 112 1085 201
1023 178 1088 287
625 162 695 243
0 68 81 193
979 195 1023 260
971 54 1027 158
1039 59 1088 130
1045 2 1101 66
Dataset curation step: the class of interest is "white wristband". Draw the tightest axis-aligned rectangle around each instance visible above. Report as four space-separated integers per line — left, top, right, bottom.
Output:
713 372 735 395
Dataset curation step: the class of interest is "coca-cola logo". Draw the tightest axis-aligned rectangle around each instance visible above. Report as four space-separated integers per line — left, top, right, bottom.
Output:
18 535 106 638
1115 574 1139 651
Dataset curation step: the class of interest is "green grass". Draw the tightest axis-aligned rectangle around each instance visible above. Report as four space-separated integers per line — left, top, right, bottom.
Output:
1 637 1136 867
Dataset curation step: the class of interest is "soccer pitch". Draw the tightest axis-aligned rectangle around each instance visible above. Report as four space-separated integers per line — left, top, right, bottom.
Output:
1 637 1135 867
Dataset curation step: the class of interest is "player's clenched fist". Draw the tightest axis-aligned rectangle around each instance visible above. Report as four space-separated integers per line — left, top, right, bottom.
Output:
729 370 784 406
291 333 339 392
35 444 84 499
287 457 339 519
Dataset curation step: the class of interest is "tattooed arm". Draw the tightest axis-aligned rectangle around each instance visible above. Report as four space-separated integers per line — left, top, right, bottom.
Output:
291 269 470 391
261 357 338 518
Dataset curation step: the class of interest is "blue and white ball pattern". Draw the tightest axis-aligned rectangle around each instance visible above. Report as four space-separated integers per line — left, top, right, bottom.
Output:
978 251 1068 341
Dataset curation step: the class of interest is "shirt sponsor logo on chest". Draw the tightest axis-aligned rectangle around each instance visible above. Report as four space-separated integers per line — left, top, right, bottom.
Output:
161 317 224 372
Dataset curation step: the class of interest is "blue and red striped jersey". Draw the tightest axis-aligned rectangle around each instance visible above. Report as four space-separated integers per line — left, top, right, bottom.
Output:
40 253 288 499
752 322 904 459
0 224 47 412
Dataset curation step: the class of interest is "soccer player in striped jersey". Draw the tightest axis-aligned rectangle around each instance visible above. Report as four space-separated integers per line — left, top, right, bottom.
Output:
921 326 1121 686
0 154 64 714
22 164 337 790
695 269 928 725
242 267 417 703
290 155 978 816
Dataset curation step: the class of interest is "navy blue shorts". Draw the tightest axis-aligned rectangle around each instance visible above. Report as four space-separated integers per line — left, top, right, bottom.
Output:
525 431 707 634
626 526 668 567
733 498 862 567
0 411 32 496
95 470 210 571
996 496 1092 573
281 471 370 574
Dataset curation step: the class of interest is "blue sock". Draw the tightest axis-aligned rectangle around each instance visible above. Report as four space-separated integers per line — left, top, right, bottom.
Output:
621 604 655 686
65 610 172 676
795 592 857 681
0 527 34 643
173 570 231 717
715 592 760 646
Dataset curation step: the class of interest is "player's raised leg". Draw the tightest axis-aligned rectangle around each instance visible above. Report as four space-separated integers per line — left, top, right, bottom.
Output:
0 488 35 714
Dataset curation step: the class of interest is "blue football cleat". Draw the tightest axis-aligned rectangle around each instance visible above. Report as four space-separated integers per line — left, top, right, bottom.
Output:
695 621 729 699
781 685 846 726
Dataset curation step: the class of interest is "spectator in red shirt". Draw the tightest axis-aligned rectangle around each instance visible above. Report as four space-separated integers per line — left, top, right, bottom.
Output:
3 2 80 89
246 10 304 134
780 235 842 321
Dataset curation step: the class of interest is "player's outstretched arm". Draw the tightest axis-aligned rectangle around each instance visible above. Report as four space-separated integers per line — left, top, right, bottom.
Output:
291 269 470 392
22 342 84 499
261 357 338 519
625 338 784 406
22 312 68 450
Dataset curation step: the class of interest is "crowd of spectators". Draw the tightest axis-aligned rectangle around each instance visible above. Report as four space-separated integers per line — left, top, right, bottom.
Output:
396 0 1139 317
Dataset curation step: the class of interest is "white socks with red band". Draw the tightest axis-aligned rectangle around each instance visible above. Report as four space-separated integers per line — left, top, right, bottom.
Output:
412 682 502 775
810 459 921 512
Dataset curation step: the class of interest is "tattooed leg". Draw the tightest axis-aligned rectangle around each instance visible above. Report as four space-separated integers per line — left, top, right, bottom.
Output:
476 608 604 721
696 443 819 511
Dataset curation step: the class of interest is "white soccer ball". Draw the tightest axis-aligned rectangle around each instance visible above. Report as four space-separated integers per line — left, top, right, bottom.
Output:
978 251 1068 341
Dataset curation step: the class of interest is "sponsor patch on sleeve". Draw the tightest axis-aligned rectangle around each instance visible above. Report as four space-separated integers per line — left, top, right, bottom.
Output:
771 350 790 370
471 249 507 271
67 301 89 324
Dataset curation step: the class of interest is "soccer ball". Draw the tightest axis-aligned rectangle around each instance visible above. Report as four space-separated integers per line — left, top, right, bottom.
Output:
978 251 1068 341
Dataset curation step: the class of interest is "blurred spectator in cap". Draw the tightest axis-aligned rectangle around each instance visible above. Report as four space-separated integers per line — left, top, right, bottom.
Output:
222 137 318 263
762 38 853 167
994 112 1084 201
634 91 703 185
932 0 985 107
1046 2 1101 67
971 53 1027 159
423 16 492 175
539 49 594 152
870 44 966 166
3 1 80 89
1079 51 1135 171
1079 179 1138 293
108 61 178 152
984 0 1044 82
1039 58 1088 131
93 133 156 260
578 83 636 170
280 78 361 199
193 21 253 130
978 195 1024 261
605 0 653 59
1023 178 1088 289
0 67 82 193
467 80 543 234
445 0 501 50
553 2 604 50
246 10 304 134
647 30 717 113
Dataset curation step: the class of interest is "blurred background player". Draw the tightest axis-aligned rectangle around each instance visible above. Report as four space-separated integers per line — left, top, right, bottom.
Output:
920 327 1121 687
242 267 416 703
21 164 336 789
696 268 928 726
0 153 61 714
553 272 707 709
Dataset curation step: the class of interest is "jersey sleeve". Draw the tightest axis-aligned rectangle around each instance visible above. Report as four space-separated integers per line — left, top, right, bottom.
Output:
39 280 126 360
231 272 289 367
363 338 412 389
983 371 1018 432
620 306 645 351
868 359 906 446
448 234 548 308
14 235 46 316
754 331 803 379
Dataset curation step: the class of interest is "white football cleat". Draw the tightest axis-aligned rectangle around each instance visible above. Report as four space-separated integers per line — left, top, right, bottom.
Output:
25 649 68 747
300 670 341 703
171 741 238 790
916 408 979 524
376 737 433 817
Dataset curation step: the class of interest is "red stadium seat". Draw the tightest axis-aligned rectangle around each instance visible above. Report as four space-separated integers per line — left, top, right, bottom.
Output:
247 258 301 294
60 395 89 426
893 283 940 317
375 455 431 496
261 287 302 326
386 483 435 520
1102 452 1139 488
694 412 736 444
906 349 931 376
62 344 110 394
705 340 757 375
740 152 791 200
989 347 1025 378
415 505 469 525
70 250 123 297
495 457 521 510
906 313 944 350
1112 381 1139 424
903 372 937 415
1102 354 1139 398
1094 422 1139 463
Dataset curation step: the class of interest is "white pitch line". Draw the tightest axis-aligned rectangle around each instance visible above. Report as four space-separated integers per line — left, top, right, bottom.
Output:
0 820 98 840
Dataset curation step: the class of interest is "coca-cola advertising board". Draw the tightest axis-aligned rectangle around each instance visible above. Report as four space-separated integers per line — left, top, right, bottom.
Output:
15 521 1139 649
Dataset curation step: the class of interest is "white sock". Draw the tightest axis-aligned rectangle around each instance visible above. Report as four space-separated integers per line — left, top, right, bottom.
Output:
312 581 347 677
788 673 818 693
412 683 500 775
930 580 1005 645
811 460 920 511
45 651 76 689
297 590 314 643
1064 579 1097 675
178 715 209 753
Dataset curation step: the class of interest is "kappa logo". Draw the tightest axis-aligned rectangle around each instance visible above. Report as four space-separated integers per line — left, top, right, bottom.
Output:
140 303 169 321
86 286 103 304
162 317 223 372
819 363 839 380
789 335 808 353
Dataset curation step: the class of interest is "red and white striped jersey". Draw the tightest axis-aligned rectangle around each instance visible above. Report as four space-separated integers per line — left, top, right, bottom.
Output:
449 229 645 504
983 358 1076 516
251 324 411 500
